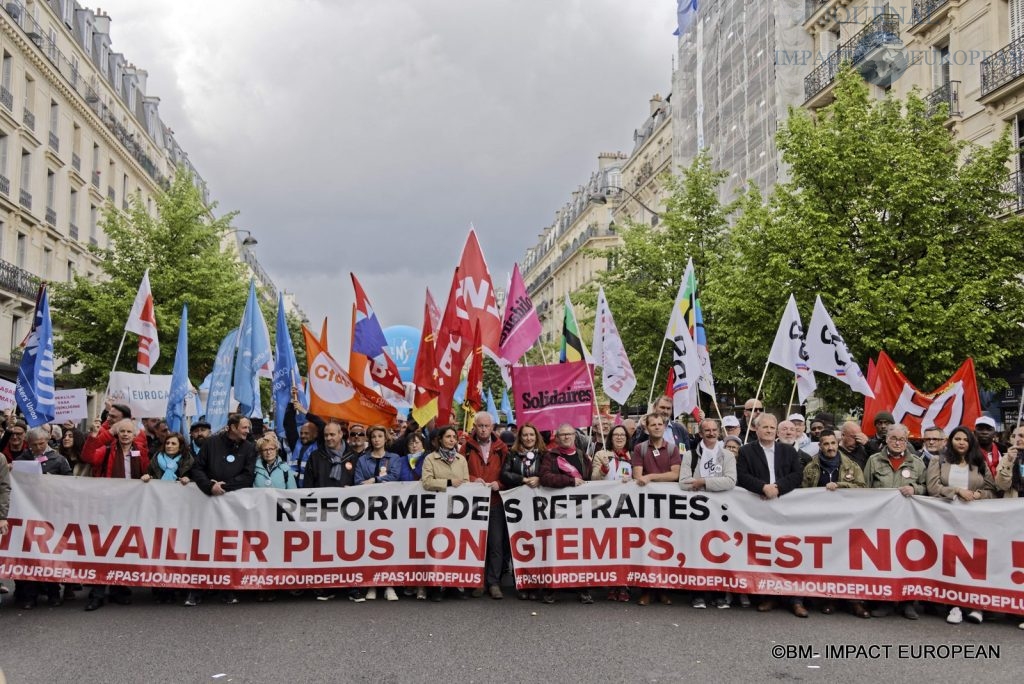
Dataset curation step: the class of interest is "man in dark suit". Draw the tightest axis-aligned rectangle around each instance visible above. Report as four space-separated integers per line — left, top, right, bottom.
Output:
735 412 807 617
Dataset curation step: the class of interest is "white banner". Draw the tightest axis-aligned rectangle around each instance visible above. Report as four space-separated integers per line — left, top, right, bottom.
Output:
54 389 88 422
0 474 489 590
107 371 197 419
501 482 1024 615
0 378 16 410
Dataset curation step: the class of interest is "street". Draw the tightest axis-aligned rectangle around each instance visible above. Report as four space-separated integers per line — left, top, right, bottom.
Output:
1 583 1020 683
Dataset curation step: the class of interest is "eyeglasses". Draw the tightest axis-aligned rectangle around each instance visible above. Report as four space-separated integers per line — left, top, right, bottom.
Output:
747 407 764 413
923 437 945 442
557 432 575 438
349 432 366 437
260 447 277 454
887 436 908 443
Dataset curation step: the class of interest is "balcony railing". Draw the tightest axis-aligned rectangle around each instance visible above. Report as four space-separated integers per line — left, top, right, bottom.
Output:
805 12 902 102
18 188 31 210
45 207 56 225
924 81 960 118
805 0 830 21
69 223 78 240
981 35 1024 98
0 175 8 196
911 0 950 29
22 108 34 130
48 132 59 152
0 259 40 299
1003 170 1024 215
71 153 81 171
0 86 11 111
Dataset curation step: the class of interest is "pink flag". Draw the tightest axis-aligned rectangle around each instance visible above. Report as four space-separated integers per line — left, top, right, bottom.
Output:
498 263 542 365
511 361 594 432
425 287 442 334
125 269 159 373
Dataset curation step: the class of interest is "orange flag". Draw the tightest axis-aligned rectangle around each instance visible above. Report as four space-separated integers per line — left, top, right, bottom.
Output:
302 325 396 425
465 321 483 411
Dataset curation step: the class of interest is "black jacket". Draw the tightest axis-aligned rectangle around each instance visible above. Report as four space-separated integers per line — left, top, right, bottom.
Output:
283 404 326 453
736 441 803 496
304 447 359 488
500 449 542 488
190 432 256 495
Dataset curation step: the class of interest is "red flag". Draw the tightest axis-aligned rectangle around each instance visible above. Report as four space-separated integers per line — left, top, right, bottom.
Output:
124 269 159 373
348 304 371 387
302 325 397 425
435 268 471 422
455 229 502 355
412 292 439 424
319 317 329 349
465 321 483 411
425 287 442 333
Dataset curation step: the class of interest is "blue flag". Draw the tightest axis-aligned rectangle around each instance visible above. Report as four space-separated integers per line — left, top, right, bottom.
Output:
208 328 239 432
15 286 55 427
272 292 300 439
166 304 190 433
500 387 514 424
673 0 698 36
485 387 498 417
233 279 272 417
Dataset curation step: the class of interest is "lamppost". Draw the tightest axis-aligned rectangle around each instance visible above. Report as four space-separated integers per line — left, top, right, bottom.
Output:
226 228 258 246
590 185 660 227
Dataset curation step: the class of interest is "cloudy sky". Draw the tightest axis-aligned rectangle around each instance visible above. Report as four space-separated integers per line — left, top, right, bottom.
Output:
98 0 678 351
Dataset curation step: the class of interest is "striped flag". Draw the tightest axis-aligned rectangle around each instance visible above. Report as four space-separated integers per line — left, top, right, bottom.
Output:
125 269 159 373
560 294 591 364
680 258 716 398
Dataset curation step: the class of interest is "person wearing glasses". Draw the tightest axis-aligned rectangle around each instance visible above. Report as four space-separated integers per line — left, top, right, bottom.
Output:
739 398 764 442
919 426 948 467
539 423 594 605
254 436 296 489
862 422 927 619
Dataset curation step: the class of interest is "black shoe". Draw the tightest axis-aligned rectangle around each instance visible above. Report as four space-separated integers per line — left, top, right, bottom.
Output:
18 601 34 610
183 592 201 607
109 595 132 606
429 590 443 602
579 591 594 605
541 592 556 604
84 598 103 611
49 597 64 608
221 591 239 605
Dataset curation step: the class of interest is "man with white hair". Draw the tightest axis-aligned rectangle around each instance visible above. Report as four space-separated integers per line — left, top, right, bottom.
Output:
463 411 509 599
788 414 812 451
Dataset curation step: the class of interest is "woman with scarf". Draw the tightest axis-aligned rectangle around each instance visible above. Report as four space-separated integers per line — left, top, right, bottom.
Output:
538 423 593 605
421 425 470 602
394 431 428 599
500 423 544 600
356 425 402 601
589 424 633 602
927 426 997 625
141 433 194 485
254 436 297 489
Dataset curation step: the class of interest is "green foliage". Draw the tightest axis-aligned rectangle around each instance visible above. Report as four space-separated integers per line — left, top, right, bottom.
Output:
50 171 250 389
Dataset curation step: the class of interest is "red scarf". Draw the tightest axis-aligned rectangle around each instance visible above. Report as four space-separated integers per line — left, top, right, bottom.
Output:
981 444 1000 476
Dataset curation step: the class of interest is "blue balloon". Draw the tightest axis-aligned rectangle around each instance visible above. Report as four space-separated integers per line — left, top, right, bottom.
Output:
383 325 420 383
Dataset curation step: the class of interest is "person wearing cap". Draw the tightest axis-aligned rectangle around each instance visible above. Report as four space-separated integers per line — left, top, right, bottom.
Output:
973 416 1004 477
865 412 896 455
721 415 741 438
788 414 812 451
863 422 926 619
188 421 212 458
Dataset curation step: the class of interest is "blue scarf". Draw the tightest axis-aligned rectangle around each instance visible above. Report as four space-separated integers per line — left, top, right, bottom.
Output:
157 452 181 481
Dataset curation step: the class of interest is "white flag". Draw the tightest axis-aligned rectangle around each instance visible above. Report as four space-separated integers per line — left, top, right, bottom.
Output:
592 287 636 405
768 294 816 403
124 269 159 373
665 275 701 418
805 295 875 398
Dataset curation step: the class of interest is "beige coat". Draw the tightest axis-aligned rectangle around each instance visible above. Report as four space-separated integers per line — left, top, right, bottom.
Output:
995 452 1020 498
926 459 997 501
421 451 470 492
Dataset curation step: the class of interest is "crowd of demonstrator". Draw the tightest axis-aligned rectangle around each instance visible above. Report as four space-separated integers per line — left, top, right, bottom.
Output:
0 392 1022 630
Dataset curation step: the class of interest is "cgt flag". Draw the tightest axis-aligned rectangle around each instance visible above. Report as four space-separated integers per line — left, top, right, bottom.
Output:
455 228 503 355
302 325 397 425
805 295 874 398
125 269 159 373
412 292 440 426
15 285 55 427
768 295 816 404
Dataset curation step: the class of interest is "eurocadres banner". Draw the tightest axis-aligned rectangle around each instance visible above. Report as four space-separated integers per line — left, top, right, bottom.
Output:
0 474 489 591
511 361 594 431
500 482 1024 615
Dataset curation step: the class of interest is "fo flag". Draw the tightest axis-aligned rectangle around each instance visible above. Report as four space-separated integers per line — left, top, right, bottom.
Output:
455 229 503 355
592 287 635 405
15 285 55 427
862 351 981 439
125 269 159 373
665 275 700 418
768 295 816 404
302 325 397 426
805 295 874 398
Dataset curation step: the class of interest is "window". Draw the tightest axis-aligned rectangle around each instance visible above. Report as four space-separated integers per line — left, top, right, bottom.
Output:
62 0 74 26
46 28 57 62
70 55 79 86
72 122 81 157
127 81 135 110
89 204 97 240
11 316 21 350
46 169 55 209
20 149 30 190
23 74 34 112
934 44 950 88
16 232 26 268
0 132 7 175
66 259 74 282
1013 0 1024 42
42 247 52 279
1 52 11 91
122 173 128 201
49 100 58 135
69 188 77 225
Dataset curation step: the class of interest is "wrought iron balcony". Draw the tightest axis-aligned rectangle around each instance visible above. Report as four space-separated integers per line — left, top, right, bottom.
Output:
22 108 34 130
1003 170 1024 215
45 207 55 225
71 153 80 171
981 35 1024 98
0 258 40 298
18 188 31 210
0 86 11 111
48 132 59 152
805 0 830 21
0 175 8 196
69 223 78 240
911 0 950 29
805 12 902 103
924 81 960 118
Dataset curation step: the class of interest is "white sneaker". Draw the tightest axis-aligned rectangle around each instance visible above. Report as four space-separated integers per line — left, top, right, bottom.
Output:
416 587 427 601
966 610 983 624
365 588 377 600
1018 621 1023 630
384 587 399 601
691 597 707 609
946 607 962 624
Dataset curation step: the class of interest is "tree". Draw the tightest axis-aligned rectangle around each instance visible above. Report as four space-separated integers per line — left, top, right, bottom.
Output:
711 66 1024 409
50 171 251 389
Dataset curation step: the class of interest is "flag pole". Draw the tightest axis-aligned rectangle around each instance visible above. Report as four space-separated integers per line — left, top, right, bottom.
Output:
785 375 798 417
646 337 669 406
110 330 129 373
745 359 771 442
1016 385 1024 430
710 396 723 422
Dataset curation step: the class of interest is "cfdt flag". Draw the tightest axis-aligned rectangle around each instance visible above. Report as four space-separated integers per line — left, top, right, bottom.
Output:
165 304 191 433
125 269 159 373
233 279 273 417
207 329 239 432
768 295 816 403
350 273 405 394
498 263 542 365
664 275 701 419
592 287 635 405
805 295 874 398
302 325 397 425
273 292 301 438
15 285 55 427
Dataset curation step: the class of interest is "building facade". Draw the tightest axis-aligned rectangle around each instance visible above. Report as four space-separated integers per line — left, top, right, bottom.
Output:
608 94 674 227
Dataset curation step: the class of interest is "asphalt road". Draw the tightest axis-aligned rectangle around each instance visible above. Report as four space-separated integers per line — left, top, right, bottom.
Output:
1 583 1021 683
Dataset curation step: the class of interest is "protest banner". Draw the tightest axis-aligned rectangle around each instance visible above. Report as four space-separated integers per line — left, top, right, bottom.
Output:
511 361 594 431
500 482 1024 615
108 371 197 419
54 388 88 422
0 378 15 410
0 474 489 591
